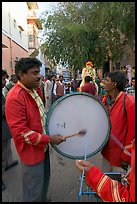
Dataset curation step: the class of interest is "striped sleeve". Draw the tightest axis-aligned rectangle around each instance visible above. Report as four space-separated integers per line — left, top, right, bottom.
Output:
21 130 50 147
86 166 131 202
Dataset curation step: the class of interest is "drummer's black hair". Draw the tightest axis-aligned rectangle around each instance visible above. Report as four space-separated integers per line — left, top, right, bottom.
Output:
106 70 127 91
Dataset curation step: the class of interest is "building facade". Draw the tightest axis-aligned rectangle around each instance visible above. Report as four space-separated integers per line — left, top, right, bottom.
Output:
2 2 29 76
2 2 46 77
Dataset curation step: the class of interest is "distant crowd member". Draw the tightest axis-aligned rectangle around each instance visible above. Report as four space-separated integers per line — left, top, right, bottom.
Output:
53 75 65 100
126 78 135 97
101 70 135 172
80 60 96 91
124 79 130 91
98 79 107 99
3 74 18 97
126 64 132 86
51 74 57 104
72 78 79 92
5 57 65 202
39 75 46 106
131 66 135 79
81 76 96 95
2 70 18 192
44 74 53 112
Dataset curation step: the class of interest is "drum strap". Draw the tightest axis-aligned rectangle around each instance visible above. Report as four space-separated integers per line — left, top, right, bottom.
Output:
111 133 131 157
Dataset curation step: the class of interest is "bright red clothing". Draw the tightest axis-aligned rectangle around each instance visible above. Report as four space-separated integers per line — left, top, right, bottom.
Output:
86 143 135 202
101 92 135 167
81 82 96 95
5 83 51 165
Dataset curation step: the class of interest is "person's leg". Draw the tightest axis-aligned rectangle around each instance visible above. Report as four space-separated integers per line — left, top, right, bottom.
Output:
4 139 18 170
21 160 44 202
41 149 50 202
2 140 8 171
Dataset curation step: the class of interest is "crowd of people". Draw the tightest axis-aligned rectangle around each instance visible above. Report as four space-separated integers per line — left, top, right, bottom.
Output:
2 57 135 202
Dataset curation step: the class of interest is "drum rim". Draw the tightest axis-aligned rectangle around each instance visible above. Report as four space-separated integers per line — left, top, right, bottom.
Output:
46 92 111 159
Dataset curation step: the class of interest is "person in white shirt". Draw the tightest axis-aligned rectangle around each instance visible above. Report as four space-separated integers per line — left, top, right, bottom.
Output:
44 75 53 112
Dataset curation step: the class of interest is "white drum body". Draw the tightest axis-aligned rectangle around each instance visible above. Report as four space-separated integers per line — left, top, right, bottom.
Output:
46 92 110 159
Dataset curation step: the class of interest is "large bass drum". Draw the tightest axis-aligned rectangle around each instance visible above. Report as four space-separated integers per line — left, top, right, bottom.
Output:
46 92 110 160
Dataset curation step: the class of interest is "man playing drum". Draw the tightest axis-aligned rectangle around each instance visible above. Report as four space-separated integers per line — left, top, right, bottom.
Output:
5 57 65 202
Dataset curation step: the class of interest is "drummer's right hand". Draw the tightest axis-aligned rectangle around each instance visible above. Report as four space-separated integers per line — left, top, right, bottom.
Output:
49 134 66 145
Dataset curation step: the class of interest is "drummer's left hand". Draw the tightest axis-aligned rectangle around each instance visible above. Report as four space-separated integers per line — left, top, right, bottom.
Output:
76 160 95 175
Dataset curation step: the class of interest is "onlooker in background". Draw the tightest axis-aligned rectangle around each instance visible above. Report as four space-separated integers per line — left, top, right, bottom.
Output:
5 57 65 202
126 64 132 86
124 79 131 93
126 77 135 97
77 80 82 92
95 76 101 97
80 60 96 91
2 70 18 191
5 74 10 84
70 81 75 93
99 78 107 99
3 74 18 97
132 66 135 79
81 76 96 96
44 74 53 113
65 83 70 94
39 75 46 106
53 75 65 100
73 78 79 92
101 70 135 172
51 74 57 104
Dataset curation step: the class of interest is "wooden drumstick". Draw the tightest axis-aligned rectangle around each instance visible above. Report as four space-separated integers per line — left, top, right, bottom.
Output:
63 129 87 139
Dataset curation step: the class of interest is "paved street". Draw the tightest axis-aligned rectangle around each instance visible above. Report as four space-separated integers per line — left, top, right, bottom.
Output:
2 139 103 202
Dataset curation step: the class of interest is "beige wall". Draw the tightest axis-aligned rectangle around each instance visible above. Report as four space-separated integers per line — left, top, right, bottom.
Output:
2 33 28 76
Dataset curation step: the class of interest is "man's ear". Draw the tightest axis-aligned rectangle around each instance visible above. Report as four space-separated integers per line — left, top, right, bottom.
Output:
18 70 24 78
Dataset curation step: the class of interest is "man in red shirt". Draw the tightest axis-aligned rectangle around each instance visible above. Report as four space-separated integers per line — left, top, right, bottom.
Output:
75 140 135 202
5 57 65 202
81 76 96 95
101 70 135 172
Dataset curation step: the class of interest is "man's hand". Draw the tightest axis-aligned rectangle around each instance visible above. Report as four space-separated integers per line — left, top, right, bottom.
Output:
75 160 95 175
49 134 66 145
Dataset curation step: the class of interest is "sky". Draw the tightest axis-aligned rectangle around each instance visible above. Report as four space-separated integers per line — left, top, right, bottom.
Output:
37 2 58 17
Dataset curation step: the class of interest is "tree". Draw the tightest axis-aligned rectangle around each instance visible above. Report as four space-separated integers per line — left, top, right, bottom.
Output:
40 2 135 72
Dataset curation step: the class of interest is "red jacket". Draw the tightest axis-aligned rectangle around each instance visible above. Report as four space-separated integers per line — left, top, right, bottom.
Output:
81 82 96 95
5 82 51 165
86 142 135 202
101 92 135 167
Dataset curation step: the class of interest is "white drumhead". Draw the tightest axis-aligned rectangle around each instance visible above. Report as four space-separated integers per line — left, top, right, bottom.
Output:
46 92 110 159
